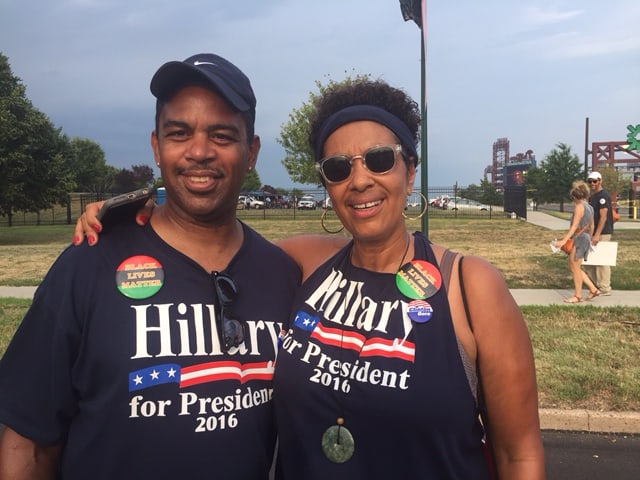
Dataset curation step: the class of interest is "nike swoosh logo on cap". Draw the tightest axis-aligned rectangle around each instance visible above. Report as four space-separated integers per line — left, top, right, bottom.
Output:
193 60 217 66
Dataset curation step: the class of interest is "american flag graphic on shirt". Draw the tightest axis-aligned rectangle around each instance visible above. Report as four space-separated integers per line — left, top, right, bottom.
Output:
128 360 274 391
294 310 415 363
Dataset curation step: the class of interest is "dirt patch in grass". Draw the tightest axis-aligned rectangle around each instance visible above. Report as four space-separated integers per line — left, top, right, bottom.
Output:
0 245 67 285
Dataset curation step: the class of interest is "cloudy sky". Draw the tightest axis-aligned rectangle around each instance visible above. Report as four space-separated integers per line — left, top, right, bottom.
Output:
2 0 639 189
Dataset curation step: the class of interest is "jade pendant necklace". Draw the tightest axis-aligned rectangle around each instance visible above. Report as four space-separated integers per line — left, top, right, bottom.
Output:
321 233 411 463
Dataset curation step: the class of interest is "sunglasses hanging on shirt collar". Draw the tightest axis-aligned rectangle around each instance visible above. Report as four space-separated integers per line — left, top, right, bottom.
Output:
211 271 245 352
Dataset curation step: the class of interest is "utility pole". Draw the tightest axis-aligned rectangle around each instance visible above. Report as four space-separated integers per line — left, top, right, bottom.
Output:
399 0 428 236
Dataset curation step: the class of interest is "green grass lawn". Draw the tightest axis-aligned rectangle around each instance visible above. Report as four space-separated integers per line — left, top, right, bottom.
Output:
1 218 639 411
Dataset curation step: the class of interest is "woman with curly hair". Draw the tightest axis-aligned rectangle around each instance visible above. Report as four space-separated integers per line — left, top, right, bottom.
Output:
555 180 600 303
273 78 544 479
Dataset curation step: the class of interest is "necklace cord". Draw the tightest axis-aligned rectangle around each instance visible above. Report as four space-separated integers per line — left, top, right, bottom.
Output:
350 232 412 273
321 235 410 463
397 232 411 272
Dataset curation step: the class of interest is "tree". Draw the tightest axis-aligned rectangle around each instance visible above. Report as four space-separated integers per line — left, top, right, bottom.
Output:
278 73 371 185
68 137 115 193
538 143 582 211
479 178 503 206
21 118 75 211
459 183 482 202
0 53 74 224
524 166 547 207
241 169 261 192
596 166 628 204
290 188 304 202
152 176 164 190
460 179 503 206
112 164 155 193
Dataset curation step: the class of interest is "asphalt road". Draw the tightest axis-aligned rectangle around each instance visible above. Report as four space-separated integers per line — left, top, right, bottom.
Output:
543 430 640 479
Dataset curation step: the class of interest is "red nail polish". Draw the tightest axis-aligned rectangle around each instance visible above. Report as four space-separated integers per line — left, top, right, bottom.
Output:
92 223 102 232
138 215 148 224
73 235 80 245
88 235 96 245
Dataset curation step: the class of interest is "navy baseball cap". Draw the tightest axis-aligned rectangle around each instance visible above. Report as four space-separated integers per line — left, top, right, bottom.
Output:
150 53 256 114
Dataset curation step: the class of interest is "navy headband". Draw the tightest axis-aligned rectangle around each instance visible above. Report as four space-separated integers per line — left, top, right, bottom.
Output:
314 105 418 165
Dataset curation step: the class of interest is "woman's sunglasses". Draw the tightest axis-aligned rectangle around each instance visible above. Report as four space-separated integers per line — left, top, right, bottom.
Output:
211 271 244 352
316 144 403 184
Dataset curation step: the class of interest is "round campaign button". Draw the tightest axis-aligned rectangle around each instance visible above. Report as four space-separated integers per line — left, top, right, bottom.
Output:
395 260 442 299
407 300 434 323
115 255 164 299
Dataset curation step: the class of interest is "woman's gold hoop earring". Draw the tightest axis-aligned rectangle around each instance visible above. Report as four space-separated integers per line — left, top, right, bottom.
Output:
321 208 344 234
403 192 428 221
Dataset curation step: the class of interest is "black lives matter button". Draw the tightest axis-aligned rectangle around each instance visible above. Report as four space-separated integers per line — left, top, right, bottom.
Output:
115 255 164 299
395 260 442 300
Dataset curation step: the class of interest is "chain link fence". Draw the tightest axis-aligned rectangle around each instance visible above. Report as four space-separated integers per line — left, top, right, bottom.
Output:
0 187 513 226
0 193 123 227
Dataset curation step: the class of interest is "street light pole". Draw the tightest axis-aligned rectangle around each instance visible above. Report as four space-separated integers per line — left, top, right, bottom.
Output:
398 0 428 237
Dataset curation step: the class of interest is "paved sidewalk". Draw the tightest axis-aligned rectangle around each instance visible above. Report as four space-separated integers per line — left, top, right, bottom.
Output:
0 286 37 298
3 285 640 307
526 209 640 231
511 288 640 307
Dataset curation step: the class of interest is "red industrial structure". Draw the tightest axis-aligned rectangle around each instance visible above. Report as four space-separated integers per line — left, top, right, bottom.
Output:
591 140 640 208
591 140 640 170
484 138 536 190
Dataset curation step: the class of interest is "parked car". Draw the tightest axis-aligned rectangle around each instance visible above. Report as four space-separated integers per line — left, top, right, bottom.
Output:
237 195 265 209
447 197 490 211
429 196 451 209
297 195 316 210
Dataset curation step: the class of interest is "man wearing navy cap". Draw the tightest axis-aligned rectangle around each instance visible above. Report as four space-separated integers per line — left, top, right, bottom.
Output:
0 54 300 479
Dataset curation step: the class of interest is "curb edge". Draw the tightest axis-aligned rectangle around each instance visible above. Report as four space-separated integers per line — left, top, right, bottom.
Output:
540 408 640 434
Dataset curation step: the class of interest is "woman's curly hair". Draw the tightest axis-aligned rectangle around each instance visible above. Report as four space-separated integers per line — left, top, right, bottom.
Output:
308 78 421 163
570 180 590 200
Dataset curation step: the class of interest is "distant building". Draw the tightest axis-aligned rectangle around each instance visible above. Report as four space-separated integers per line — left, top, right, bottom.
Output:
484 137 536 190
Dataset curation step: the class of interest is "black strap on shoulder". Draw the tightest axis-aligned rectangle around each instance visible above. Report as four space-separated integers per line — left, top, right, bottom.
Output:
439 248 458 292
457 255 499 478
457 256 472 327
439 248 474 333
439 249 478 403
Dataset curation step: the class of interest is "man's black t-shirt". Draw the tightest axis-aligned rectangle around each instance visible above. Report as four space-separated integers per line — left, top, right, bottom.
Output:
0 221 300 479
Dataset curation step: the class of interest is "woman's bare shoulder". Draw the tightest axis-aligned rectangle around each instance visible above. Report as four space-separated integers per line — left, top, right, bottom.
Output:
276 235 350 280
